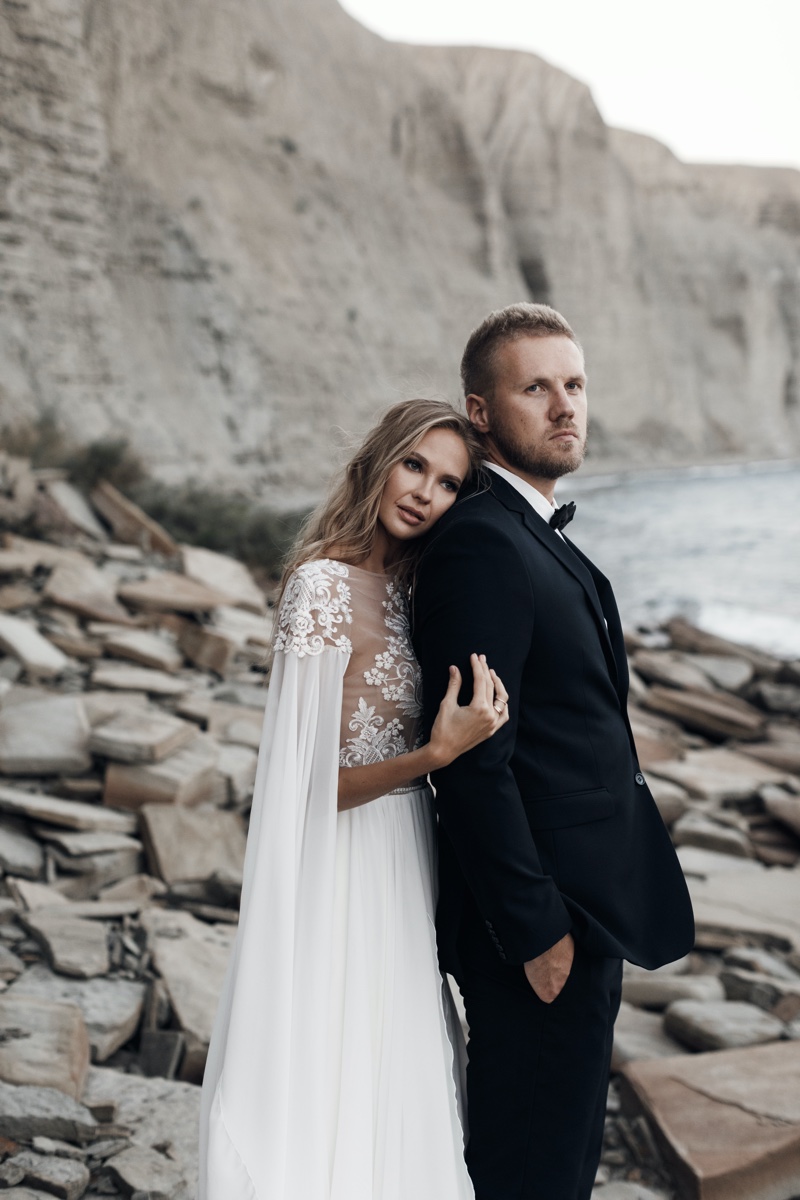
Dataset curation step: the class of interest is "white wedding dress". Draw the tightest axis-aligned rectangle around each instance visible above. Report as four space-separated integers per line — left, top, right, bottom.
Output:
198 559 473 1200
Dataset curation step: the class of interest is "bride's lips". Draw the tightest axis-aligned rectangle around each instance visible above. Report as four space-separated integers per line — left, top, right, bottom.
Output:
397 504 425 526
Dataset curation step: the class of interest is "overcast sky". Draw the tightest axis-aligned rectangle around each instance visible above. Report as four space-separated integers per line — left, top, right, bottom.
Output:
339 0 800 170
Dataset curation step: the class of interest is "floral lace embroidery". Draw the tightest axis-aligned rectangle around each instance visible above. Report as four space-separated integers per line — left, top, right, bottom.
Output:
339 698 408 767
363 581 423 718
340 578 422 767
273 560 353 657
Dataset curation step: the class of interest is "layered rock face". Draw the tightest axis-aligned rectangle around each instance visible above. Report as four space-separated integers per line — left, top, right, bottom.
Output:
1 0 799 505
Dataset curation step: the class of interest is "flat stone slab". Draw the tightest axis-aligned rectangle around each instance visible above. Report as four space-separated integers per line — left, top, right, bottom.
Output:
642 686 766 741
762 788 800 839
643 775 690 826
90 480 178 557
101 628 182 673
8 963 145 1062
98 873 166 904
84 1065 201 1199
81 689 149 727
0 994 89 1098
720 967 800 1020
677 846 765 878
0 1081 98 1143
633 650 715 692
724 945 800 981
91 660 190 696
611 1002 688 1070
20 911 110 978
0 695 91 777
89 708 195 764
181 545 266 614
687 653 754 692
744 741 800 773
118 572 230 614
105 1143 185 1198
42 479 107 541
753 681 800 716
205 702 263 748
139 909 235 1083
0 614 69 679
0 1148 90 1199
689 867 800 954
664 999 785 1051
672 811 754 858
620 1041 800 1199
622 972 725 1011
33 828 142 858
666 616 782 679
209 604 274 648
177 621 237 675
0 785 137 834
0 817 44 878
43 560 134 625
104 735 219 809
140 803 246 884
650 747 791 803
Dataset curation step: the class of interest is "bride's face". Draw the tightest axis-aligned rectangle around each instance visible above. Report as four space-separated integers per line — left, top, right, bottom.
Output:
377 427 470 543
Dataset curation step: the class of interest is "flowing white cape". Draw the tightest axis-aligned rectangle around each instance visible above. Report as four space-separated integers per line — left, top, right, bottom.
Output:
199 643 348 1198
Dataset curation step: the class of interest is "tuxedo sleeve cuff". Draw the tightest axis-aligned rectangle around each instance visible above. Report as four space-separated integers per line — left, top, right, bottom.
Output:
485 886 573 966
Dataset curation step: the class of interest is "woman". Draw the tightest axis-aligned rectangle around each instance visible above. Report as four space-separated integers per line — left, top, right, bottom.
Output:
199 400 509 1200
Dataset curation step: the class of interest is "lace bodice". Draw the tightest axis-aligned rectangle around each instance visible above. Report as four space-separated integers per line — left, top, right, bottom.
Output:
274 559 423 767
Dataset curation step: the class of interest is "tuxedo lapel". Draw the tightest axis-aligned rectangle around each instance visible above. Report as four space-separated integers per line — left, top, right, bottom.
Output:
486 473 620 690
563 535 630 705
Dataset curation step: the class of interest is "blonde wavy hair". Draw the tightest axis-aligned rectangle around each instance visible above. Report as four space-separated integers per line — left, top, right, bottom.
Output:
280 399 483 600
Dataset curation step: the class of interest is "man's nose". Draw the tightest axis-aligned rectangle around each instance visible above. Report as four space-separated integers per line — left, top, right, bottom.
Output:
551 386 576 419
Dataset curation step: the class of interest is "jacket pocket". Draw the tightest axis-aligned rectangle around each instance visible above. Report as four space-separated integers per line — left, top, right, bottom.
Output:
522 786 616 830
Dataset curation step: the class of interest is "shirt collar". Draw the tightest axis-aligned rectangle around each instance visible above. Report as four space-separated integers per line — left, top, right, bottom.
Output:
485 462 559 529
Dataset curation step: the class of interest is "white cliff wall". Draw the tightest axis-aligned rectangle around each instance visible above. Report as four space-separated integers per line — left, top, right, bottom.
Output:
1 0 798 505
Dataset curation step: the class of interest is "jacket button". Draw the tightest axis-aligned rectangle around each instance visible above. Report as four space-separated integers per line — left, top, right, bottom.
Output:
635 772 645 786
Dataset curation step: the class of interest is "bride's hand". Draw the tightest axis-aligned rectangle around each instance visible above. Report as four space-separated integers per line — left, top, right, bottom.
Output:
428 653 510 769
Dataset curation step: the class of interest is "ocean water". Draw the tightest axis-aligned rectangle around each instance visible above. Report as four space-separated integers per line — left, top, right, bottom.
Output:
555 461 800 659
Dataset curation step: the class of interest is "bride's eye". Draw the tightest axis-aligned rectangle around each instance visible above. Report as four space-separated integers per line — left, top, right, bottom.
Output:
404 458 422 472
441 479 459 492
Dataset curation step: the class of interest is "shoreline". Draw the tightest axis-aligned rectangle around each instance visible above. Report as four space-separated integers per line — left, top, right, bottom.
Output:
565 454 800 491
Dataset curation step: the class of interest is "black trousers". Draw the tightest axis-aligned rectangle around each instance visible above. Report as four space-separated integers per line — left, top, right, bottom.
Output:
456 933 623 1200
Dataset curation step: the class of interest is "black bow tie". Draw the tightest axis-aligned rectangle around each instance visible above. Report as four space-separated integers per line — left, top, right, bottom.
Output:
550 501 576 532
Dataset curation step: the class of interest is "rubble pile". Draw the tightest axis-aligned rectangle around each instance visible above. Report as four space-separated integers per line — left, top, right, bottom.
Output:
0 455 271 1198
1 451 800 1199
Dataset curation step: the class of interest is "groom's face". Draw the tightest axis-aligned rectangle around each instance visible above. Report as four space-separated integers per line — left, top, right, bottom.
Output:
467 335 588 482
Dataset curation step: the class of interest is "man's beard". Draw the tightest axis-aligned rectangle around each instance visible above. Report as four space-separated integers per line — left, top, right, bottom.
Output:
491 420 587 481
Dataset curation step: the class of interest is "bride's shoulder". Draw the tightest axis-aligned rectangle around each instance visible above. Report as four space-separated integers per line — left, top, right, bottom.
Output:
274 559 354 656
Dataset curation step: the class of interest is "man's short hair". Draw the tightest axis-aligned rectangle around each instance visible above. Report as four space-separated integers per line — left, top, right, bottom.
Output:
460 302 582 399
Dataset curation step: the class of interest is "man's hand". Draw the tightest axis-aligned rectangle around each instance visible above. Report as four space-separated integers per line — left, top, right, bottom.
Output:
524 932 575 1003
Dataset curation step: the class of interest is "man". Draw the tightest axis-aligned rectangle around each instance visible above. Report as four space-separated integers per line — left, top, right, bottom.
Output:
412 303 694 1199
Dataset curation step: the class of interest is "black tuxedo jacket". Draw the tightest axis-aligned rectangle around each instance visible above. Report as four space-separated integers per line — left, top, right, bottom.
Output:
412 471 694 974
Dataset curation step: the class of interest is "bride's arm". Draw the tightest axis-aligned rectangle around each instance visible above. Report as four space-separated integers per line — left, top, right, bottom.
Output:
338 653 508 811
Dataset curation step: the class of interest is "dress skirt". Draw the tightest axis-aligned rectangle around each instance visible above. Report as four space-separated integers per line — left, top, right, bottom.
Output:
326 782 473 1200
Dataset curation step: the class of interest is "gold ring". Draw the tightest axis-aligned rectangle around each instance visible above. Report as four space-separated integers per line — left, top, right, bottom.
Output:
494 700 506 712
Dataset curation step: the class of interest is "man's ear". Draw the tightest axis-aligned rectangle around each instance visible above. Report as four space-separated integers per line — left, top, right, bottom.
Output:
466 393 491 434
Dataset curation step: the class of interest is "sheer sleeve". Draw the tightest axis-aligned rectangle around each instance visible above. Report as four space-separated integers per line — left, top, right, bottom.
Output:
199 562 352 1199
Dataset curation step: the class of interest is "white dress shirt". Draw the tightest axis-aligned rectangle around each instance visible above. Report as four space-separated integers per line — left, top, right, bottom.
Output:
485 462 566 540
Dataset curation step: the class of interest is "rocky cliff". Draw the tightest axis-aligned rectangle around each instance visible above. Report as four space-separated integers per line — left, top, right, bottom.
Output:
1 0 799 505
